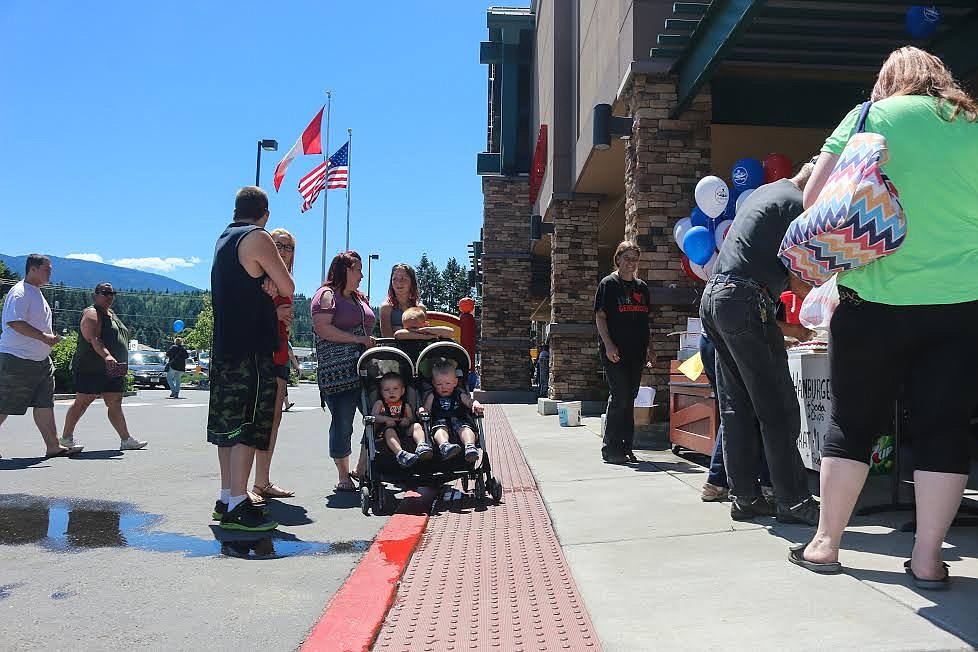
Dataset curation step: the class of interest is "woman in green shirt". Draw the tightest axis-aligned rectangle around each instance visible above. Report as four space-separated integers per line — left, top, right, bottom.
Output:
790 48 978 589
60 283 148 451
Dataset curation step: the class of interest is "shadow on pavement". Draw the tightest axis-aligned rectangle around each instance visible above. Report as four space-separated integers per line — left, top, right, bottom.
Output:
630 459 705 474
69 450 124 461
0 457 52 471
264 500 313 526
325 492 361 509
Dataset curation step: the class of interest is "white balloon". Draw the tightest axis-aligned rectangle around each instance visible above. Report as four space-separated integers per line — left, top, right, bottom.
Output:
695 175 730 219
673 217 693 247
689 259 707 281
713 220 733 250
735 188 755 213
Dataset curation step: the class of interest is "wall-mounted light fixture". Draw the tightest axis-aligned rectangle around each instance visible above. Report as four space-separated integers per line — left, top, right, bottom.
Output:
531 214 555 240
592 104 633 151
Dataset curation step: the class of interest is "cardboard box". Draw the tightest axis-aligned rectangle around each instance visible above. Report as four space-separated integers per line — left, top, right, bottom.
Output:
634 407 653 425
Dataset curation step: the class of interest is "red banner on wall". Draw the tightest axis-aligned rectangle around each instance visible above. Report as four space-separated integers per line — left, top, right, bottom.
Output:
529 124 548 205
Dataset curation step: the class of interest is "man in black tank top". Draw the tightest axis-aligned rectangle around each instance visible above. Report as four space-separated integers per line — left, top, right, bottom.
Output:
206 187 295 532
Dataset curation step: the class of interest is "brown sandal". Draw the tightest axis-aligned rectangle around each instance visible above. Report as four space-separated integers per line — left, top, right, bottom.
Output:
253 482 295 498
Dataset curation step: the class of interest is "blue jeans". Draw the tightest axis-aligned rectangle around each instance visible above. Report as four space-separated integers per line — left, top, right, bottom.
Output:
323 387 362 459
166 368 183 397
699 297 782 497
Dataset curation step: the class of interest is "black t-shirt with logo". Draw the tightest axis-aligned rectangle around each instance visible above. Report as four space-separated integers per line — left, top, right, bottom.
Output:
594 273 650 356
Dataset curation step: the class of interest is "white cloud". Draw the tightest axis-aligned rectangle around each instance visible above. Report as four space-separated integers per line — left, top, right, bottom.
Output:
109 256 202 273
66 253 105 263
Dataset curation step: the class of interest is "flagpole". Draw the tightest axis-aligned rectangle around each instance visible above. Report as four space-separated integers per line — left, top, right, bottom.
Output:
320 91 332 283
345 128 352 251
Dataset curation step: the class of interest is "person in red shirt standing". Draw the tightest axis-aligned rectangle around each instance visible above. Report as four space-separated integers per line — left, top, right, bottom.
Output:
251 228 297 500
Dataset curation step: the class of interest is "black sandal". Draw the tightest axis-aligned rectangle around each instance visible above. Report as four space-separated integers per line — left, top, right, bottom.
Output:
904 559 949 590
788 541 842 574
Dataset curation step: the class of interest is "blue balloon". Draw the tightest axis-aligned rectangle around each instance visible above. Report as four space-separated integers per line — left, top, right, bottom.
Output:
906 6 940 39
690 207 710 229
682 226 715 266
173 320 185 333
731 158 763 191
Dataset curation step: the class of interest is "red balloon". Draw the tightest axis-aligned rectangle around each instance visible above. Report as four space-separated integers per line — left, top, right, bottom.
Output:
679 254 701 283
763 153 792 183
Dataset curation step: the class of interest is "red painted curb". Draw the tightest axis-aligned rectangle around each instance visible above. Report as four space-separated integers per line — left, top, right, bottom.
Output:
300 487 437 652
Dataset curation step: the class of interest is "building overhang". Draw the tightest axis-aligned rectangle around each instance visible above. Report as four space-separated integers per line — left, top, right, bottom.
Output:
647 1 978 118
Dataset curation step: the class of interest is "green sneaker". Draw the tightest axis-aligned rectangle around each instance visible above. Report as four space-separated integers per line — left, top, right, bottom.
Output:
219 500 277 532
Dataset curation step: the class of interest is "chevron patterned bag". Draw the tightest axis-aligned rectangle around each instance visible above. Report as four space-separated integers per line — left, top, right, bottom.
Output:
779 102 907 286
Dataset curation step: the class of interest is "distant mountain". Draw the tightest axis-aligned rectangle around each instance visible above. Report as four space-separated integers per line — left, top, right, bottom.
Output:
0 254 201 293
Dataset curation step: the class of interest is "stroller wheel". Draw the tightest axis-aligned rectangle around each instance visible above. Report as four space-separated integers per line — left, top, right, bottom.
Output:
475 477 487 503
488 478 503 503
360 485 371 516
377 489 394 515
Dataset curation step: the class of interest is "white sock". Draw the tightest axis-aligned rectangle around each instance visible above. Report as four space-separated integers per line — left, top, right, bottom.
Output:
227 494 247 511
220 489 230 504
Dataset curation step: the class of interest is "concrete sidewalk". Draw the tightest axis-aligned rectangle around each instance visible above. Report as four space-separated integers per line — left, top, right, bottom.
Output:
501 404 978 652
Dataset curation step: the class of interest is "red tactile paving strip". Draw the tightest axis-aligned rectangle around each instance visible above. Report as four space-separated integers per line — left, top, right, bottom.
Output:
373 406 602 652
302 489 436 652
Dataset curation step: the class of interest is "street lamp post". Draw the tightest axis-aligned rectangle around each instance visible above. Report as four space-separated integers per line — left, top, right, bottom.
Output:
255 139 279 187
367 254 380 305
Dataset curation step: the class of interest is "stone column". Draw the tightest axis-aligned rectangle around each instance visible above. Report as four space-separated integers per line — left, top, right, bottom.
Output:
547 196 602 401
623 75 712 399
480 176 533 391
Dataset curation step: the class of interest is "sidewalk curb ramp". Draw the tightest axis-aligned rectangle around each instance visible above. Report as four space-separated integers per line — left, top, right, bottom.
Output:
300 487 437 652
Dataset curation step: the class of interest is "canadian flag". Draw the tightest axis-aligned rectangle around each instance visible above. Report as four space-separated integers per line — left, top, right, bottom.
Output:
272 106 324 191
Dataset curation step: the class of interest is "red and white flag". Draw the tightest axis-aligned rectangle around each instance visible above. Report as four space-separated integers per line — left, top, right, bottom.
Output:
298 161 328 213
272 106 324 191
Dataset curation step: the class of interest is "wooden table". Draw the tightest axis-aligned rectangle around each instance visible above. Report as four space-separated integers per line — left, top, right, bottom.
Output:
668 359 719 456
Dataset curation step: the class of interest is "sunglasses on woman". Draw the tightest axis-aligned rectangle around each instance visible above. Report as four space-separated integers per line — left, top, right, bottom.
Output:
275 243 295 252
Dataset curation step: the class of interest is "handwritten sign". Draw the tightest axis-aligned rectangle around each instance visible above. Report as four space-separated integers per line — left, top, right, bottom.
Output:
788 349 832 471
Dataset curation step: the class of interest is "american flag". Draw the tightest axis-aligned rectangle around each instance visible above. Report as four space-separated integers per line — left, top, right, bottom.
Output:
298 160 327 213
325 141 349 189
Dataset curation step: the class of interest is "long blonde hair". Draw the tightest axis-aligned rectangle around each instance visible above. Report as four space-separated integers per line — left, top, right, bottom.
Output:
269 228 296 272
871 46 977 122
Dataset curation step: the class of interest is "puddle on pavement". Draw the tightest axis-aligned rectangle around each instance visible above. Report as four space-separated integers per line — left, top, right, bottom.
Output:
0 494 370 560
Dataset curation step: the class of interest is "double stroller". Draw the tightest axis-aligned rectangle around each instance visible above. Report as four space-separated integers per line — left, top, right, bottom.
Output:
355 339 502 515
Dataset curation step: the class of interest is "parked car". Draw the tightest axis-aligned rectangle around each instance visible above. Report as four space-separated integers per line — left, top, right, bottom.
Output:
128 351 168 389
299 360 317 373
197 351 210 372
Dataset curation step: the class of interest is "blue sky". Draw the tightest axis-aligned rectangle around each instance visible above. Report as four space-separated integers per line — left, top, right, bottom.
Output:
0 1 505 295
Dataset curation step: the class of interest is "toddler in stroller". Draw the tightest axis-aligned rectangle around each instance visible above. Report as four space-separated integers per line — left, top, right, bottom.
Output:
370 371 432 468
423 359 484 464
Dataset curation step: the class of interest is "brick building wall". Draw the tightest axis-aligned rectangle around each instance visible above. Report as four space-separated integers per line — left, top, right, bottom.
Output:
480 176 533 391
547 196 602 400
623 75 712 397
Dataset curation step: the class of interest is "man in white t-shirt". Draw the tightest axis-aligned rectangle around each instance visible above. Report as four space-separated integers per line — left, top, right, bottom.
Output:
0 254 83 458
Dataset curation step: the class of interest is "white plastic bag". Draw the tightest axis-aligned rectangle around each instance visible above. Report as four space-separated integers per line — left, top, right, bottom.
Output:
798 274 839 333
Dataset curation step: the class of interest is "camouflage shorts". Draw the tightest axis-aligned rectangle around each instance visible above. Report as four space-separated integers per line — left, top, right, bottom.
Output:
206 353 277 450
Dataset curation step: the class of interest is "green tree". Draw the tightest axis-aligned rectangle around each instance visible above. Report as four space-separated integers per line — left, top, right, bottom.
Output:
416 254 444 311
0 260 19 306
441 257 470 314
50 331 78 393
182 297 213 351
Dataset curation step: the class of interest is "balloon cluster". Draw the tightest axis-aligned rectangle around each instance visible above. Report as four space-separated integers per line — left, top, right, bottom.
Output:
673 153 792 281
